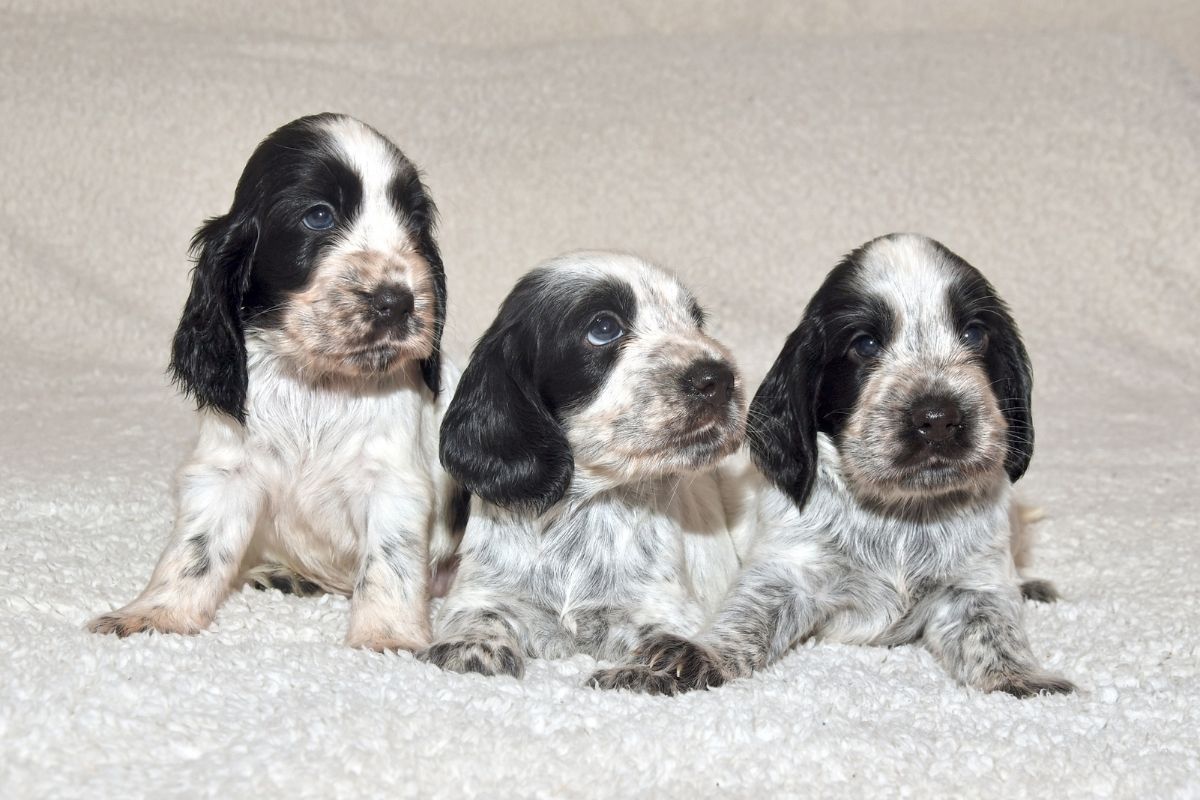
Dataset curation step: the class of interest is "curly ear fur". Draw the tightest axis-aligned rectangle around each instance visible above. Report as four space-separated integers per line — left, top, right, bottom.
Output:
989 315 1034 482
395 168 446 398
748 318 824 507
168 213 259 423
439 324 573 514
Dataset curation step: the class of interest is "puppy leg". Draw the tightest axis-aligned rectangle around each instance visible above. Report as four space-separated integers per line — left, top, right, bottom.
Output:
420 607 526 679
922 586 1075 698
345 478 433 653
595 560 828 694
89 459 262 637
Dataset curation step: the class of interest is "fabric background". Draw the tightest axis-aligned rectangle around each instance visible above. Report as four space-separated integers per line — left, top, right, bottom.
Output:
1 2 1198 797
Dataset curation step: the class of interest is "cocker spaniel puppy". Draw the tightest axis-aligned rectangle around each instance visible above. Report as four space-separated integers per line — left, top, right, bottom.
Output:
629 233 1074 697
89 113 461 652
421 252 747 690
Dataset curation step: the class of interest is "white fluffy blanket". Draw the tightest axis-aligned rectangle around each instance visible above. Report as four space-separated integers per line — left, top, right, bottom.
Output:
2 3 1198 797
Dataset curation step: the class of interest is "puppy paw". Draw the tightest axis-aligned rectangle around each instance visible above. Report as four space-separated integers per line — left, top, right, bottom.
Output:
418 639 525 678
347 603 431 654
245 564 326 597
1020 579 1060 604
635 632 729 691
588 664 679 696
988 671 1076 698
87 605 208 638
346 630 429 654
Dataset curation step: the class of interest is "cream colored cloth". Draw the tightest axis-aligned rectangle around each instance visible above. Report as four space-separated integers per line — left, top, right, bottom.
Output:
1 4 1198 797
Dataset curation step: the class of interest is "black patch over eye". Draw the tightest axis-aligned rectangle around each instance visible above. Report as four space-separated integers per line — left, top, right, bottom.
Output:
302 204 335 231
848 333 881 361
586 313 624 346
961 322 989 351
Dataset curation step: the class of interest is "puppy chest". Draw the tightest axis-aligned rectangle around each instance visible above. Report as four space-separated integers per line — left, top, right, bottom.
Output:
247 422 426 565
526 508 679 609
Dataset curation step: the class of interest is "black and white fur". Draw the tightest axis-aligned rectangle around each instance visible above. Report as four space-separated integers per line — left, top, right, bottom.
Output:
421 252 747 689
89 113 460 652
625 234 1074 697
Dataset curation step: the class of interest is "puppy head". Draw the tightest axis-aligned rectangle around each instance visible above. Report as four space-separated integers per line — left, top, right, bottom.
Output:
170 113 446 422
750 234 1033 508
441 252 746 514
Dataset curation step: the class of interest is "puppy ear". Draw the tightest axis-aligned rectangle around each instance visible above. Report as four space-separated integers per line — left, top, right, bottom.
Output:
749 318 824 507
439 325 572 514
418 240 446 398
168 212 258 423
403 174 447 398
989 316 1034 482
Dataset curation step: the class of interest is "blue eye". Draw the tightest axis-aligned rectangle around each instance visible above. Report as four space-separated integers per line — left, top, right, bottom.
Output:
302 204 335 231
586 313 624 346
961 323 989 350
849 334 881 361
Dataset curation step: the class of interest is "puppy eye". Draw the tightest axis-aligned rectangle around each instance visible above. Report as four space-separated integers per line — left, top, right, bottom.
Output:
302 204 335 231
961 323 989 351
586 313 624 346
848 334 881 361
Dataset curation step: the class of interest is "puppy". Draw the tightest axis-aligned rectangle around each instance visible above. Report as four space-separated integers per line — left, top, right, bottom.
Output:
89 113 460 652
421 252 747 690
627 234 1074 697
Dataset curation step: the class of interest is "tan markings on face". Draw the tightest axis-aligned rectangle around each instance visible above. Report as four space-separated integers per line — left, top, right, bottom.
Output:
277 248 436 380
827 235 1011 502
568 328 746 488
839 341 1008 504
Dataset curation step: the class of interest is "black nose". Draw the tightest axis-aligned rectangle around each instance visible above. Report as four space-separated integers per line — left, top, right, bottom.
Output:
684 360 734 408
910 398 963 443
369 285 414 321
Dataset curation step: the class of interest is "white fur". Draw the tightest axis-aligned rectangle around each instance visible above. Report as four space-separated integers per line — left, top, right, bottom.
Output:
90 341 460 650
88 116 457 651
619 234 1074 698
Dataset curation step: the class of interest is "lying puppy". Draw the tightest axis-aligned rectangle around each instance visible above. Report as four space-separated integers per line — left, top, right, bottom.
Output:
422 252 746 688
89 113 460 652
629 233 1074 697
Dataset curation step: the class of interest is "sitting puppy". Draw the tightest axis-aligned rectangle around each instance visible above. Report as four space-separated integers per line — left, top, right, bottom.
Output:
627 233 1074 697
89 113 460 652
422 252 746 689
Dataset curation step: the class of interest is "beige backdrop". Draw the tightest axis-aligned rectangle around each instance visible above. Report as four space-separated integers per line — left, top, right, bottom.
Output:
1 2 1198 798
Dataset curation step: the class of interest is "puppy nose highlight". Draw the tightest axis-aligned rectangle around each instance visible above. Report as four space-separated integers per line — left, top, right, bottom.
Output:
911 399 962 443
685 360 734 406
369 285 414 320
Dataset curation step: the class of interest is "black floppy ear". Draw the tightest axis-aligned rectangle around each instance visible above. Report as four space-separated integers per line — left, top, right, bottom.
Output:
989 315 1034 482
168 212 258 423
418 238 446 398
439 324 572 514
748 318 824 507
404 176 446 398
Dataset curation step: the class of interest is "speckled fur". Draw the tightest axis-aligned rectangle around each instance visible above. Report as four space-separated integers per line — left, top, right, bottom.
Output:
614 234 1074 697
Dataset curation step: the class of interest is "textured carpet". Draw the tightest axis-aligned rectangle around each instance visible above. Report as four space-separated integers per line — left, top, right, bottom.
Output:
1 3 1198 798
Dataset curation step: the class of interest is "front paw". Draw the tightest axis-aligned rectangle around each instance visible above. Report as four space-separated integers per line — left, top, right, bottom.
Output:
346 629 430 654
987 670 1076 698
88 605 208 638
635 633 729 691
419 639 525 678
588 665 680 696
347 605 431 653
